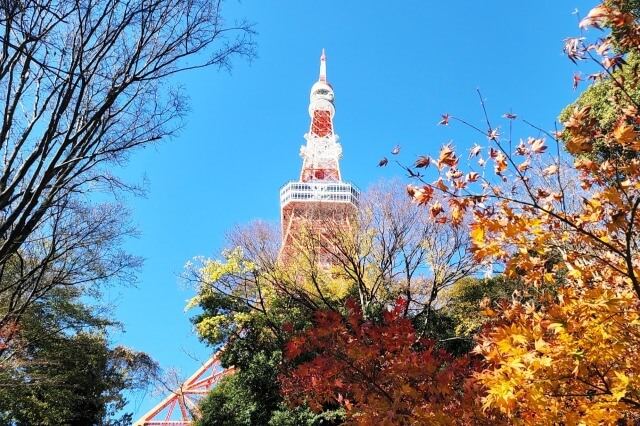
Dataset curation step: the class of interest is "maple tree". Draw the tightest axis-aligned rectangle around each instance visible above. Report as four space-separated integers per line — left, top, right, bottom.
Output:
397 2 640 423
280 298 501 425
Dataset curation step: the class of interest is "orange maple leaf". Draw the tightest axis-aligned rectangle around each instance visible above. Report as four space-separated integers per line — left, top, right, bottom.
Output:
613 122 636 145
494 153 508 174
414 156 431 168
439 143 459 168
466 172 480 182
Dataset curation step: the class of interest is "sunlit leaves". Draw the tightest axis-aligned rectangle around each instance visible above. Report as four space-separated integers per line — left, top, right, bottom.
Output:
529 138 547 154
279 4 640 424
613 121 638 147
562 106 595 155
430 201 444 218
475 288 640 424
469 144 482 158
408 184 434 205
493 152 508 174
563 37 585 63
438 143 459 169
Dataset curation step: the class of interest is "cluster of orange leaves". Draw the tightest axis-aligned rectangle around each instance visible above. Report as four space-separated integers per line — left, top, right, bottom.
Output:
466 153 640 423
280 299 500 425
402 2 640 423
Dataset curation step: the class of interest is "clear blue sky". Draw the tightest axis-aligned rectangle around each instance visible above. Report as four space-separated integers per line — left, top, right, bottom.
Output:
114 0 597 419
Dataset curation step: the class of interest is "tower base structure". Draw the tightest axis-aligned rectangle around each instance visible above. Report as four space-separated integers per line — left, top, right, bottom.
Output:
133 353 231 426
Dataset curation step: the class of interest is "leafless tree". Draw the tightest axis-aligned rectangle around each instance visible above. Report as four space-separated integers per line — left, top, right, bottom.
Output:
322 178 480 322
0 0 254 334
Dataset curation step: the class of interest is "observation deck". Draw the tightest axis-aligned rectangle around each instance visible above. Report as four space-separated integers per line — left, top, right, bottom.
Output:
280 180 360 208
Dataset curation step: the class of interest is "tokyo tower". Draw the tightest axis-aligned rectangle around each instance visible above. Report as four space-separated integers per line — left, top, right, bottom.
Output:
134 50 358 425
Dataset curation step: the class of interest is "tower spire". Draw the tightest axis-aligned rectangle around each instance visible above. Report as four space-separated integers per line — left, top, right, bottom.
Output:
319 48 326 82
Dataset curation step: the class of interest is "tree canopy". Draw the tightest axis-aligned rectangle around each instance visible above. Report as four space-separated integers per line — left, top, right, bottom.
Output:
0 287 159 425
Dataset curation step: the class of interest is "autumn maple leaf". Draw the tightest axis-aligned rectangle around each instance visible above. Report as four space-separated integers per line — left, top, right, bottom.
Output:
613 122 636 145
469 144 482 159
439 143 459 168
435 178 449 192
488 128 501 141
517 158 531 172
430 202 444 218
414 156 431 168
494 153 508 174
579 5 609 29
446 169 463 180
515 140 528 156
602 55 627 71
466 172 480 182
439 113 451 126
411 185 434 205
573 73 582 91
530 138 547 154
587 72 604 82
563 37 585 63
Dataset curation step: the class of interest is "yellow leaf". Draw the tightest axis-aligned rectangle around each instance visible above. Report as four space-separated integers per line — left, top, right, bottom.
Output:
511 334 528 345
615 372 630 391
470 226 485 245
548 322 564 333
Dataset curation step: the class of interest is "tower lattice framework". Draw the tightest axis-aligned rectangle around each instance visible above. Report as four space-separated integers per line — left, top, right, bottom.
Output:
134 50 358 425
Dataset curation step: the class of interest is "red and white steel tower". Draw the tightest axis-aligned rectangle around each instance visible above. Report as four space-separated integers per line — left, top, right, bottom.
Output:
280 50 359 258
134 50 358 425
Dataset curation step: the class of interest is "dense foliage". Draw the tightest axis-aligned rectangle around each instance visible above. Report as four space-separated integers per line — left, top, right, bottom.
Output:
187 189 489 423
0 288 158 425
281 298 498 425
